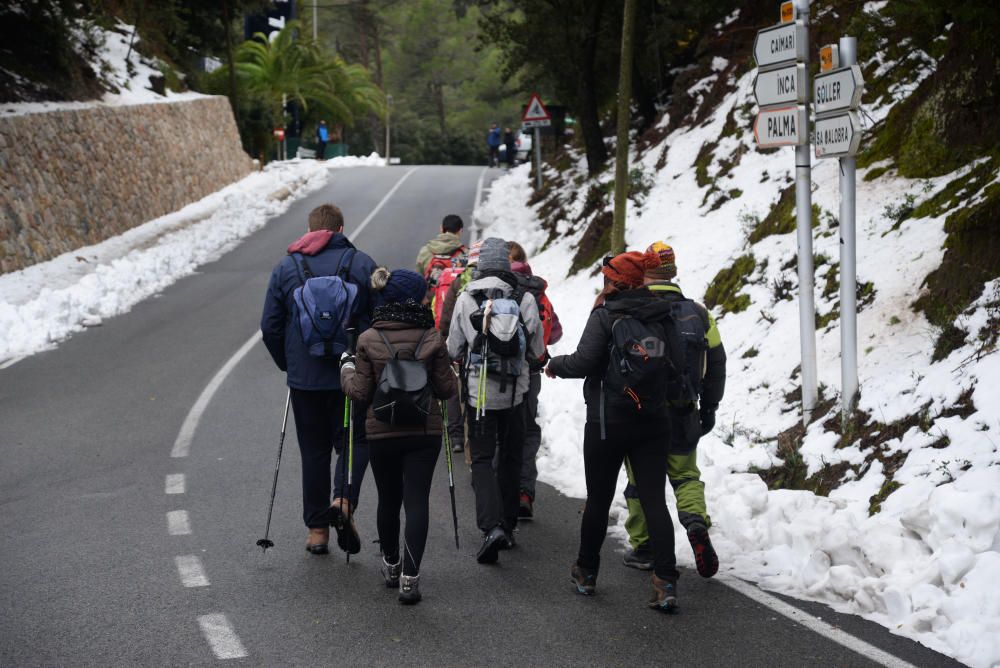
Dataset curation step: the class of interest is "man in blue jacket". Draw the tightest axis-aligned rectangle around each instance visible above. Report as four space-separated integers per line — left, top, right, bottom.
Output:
486 123 501 167
316 120 329 160
260 204 377 555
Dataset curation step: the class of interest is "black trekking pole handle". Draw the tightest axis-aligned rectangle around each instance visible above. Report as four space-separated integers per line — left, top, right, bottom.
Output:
256 388 291 552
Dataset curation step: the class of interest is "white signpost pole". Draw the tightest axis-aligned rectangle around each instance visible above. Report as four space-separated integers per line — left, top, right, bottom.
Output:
534 126 542 190
794 0 818 425
838 35 859 417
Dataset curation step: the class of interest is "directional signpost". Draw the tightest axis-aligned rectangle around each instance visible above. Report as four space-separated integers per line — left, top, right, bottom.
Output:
814 111 861 158
813 37 865 418
522 93 551 189
752 0 817 425
754 63 807 107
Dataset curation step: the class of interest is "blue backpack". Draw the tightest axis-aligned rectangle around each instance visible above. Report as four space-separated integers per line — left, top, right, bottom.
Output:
468 289 527 395
291 251 359 359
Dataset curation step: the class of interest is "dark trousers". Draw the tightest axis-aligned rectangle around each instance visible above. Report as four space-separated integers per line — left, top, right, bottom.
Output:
519 372 542 498
316 140 327 160
290 388 369 528
578 420 678 581
467 402 526 533
369 436 441 576
488 145 500 167
445 391 464 451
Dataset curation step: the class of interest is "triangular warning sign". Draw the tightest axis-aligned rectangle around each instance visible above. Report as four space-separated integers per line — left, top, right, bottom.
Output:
522 93 550 122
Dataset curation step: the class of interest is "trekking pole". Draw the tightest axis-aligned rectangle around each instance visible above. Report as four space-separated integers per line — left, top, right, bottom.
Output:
346 396 355 564
256 389 291 553
441 401 460 549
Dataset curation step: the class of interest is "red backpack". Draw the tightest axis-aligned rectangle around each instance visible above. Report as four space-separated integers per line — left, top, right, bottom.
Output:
424 247 465 292
432 266 466 329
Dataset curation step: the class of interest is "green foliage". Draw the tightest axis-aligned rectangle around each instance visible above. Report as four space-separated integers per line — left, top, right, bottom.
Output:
704 255 756 315
237 21 383 124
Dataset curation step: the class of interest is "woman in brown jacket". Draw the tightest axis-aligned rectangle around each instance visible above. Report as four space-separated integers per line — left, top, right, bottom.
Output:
340 267 457 604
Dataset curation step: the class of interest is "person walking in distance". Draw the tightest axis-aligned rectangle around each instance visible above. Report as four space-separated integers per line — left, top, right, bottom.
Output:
486 123 502 168
545 251 681 612
507 242 562 520
621 242 726 578
503 127 517 167
340 268 457 604
447 237 544 564
316 120 329 160
260 204 377 555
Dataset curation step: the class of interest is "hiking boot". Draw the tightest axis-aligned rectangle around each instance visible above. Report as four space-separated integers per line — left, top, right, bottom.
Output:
623 543 654 571
381 555 401 588
518 491 534 520
305 528 329 555
648 575 679 613
570 563 598 596
687 523 719 578
476 526 506 564
399 574 422 605
329 499 361 555
498 528 516 550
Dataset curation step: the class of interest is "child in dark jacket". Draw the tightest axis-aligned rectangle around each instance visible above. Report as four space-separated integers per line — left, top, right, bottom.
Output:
340 268 457 604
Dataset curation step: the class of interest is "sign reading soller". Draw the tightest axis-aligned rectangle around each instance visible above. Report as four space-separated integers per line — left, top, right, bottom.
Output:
753 21 808 69
754 63 807 107
753 105 808 148
813 65 864 115
814 112 861 158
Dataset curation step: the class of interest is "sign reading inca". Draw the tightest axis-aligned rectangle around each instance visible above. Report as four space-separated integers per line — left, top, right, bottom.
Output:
754 63 807 107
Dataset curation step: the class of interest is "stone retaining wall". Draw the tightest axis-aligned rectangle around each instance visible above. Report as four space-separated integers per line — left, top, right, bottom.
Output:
0 96 253 273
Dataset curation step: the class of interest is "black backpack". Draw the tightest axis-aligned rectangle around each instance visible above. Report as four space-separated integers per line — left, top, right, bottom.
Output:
602 310 693 432
371 329 434 426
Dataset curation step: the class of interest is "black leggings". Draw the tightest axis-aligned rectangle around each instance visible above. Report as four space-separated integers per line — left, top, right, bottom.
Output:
578 420 678 581
368 436 441 576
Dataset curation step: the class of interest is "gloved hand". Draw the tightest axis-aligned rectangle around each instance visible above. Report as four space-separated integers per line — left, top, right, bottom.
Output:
699 405 717 436
340 351 356 371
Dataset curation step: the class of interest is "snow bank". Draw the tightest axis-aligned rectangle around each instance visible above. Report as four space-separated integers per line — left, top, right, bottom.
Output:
475 75 999 668
0 155 384 362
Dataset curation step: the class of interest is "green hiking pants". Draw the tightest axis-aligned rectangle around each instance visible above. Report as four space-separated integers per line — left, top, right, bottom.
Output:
624 449 709 550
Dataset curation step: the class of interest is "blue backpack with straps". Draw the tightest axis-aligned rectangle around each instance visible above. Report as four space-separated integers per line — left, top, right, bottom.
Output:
291 250 359 358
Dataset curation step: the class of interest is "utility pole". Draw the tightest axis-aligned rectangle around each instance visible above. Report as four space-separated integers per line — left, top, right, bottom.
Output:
611 0 638 255
385 94 392 165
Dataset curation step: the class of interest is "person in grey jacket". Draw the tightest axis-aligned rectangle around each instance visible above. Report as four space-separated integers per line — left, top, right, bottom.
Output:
447 237 544 564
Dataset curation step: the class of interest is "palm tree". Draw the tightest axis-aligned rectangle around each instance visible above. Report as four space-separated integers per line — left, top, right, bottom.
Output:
236 21 385 131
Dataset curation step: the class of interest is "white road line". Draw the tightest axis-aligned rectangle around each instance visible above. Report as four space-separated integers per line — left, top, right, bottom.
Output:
0 356 25 370
717 574 917 668
165 473 185 494
470 166 489 243
171 333 260 458
166 510 192 535
175 555 209 587
198 613 248 660
347 167 418 241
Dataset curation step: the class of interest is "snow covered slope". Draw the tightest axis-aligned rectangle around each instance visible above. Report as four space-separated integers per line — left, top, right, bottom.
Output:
475 4 999 666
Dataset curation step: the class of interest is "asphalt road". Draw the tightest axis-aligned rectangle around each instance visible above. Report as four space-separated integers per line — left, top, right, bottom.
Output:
0 165 960 667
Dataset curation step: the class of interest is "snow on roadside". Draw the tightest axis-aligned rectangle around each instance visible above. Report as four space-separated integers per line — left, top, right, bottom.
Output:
0 155 384 362
2 18 204 117
476 140 999 666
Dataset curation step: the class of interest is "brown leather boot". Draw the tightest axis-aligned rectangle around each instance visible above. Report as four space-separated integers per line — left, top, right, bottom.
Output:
648 574 679 613
305 527 329 555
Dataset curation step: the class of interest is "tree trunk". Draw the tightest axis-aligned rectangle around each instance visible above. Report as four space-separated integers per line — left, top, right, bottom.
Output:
612 0 637 254
579 0 609 175
222 0 239 124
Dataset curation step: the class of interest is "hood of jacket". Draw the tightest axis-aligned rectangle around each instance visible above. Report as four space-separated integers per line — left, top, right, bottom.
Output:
287 230 355 256
510 261 533 276
465 275 515 296
425 232 464 256
604 287 674 321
